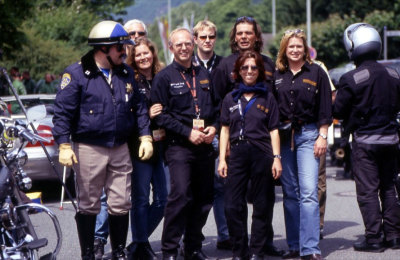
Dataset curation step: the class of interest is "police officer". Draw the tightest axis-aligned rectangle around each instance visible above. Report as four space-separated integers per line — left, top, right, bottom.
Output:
212 16 282 257
151 27 218 260
52 21 152 260
333 23 400 252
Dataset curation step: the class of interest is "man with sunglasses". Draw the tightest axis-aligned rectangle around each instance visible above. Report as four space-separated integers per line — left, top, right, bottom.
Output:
192 19 234 252
125 19 147 40
151 27 219 260
212 16 283 258
53 21 152 260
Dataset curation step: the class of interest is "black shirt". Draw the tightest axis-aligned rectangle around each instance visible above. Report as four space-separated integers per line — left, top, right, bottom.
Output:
333 59 400 135
150 60 219 142
193 52 223 74
212 52 275 105
273 62 332 128
220 84 279 153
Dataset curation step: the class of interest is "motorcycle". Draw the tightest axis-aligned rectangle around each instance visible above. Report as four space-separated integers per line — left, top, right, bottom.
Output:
0 116 62 260
329 119 353 179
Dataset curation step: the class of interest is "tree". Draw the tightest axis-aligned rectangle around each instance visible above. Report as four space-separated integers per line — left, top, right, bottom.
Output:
0 0 34 60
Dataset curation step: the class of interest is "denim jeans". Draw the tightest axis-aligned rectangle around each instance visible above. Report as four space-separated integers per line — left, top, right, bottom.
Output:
94 191 109 243
281 123 321 256
212 137 230 242
131 147 168 242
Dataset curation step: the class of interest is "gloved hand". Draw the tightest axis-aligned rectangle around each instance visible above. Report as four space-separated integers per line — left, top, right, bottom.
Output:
138 135 153 161
59 143 78 167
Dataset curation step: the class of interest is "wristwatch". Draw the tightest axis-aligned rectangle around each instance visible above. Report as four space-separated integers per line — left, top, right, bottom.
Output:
319 133 327 140
274 154 282 159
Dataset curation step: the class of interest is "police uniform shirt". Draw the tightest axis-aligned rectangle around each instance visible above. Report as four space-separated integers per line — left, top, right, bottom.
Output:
52 50 151 147
150 60 219 141
333 59 400 138
212 53 275 104
273 61 332 128
220 86 280 153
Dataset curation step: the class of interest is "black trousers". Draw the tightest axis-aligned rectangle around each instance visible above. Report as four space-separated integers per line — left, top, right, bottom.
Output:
161 142 215 256
352 142 400 243
224 141 275 257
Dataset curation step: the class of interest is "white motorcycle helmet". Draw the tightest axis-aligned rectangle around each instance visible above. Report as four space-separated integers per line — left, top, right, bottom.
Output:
88 20 134 46
343 23 381 60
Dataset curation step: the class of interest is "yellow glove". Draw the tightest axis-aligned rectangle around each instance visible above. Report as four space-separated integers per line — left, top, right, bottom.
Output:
59 143 78 167
138 135 153 161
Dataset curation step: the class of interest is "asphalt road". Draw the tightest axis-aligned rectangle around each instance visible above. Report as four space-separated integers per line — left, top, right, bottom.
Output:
28 163 400 260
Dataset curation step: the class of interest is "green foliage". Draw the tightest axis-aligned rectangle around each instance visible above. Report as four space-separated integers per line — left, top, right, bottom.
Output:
0 0 34 60
2 25 85 81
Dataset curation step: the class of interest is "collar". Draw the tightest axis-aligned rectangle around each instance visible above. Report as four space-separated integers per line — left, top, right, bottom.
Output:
172 60 197 74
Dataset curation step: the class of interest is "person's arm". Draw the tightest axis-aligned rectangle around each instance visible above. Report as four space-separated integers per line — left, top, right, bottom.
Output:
270 129 282 180
218 125 229 178
314 124 328 158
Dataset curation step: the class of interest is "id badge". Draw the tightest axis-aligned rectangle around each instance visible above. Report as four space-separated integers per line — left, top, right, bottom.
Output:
152 129 166 142
193 119 205 132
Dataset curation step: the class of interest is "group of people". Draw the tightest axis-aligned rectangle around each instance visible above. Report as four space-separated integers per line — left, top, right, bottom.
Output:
51 14 400 260
8 67 59 95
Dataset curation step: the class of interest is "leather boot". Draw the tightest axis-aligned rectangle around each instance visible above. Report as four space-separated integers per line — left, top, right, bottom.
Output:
135 242 158 260
109 214 129 260
75 213 96 260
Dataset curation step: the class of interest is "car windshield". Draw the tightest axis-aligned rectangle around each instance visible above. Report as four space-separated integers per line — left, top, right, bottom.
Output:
2 95 56 116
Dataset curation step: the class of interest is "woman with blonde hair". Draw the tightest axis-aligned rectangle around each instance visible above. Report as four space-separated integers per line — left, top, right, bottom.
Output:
273 29 332 260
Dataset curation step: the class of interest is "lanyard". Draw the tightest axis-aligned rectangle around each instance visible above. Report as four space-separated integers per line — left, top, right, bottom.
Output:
195 53 216 73
237 97 256 138
179 69 200 118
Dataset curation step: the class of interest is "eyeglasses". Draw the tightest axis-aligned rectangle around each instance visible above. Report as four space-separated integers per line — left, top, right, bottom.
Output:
173 42 193 49
236 16 255 23
129 31 146 37
240 65 258 71
284 29 304 35
198 35 216 41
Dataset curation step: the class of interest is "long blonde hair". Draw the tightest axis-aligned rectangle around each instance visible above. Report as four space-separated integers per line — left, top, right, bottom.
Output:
276 29 311 72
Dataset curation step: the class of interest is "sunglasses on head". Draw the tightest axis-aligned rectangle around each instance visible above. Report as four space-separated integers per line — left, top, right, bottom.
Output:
129 31 146 37
284 28 304 35
198 35 216 40
236 16 255 23
240 65 258 71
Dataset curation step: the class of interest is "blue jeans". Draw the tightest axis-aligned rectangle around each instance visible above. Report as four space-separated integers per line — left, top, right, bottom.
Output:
281 123 321 256
131 148 168 242
212 137 229 242
95 191 109 243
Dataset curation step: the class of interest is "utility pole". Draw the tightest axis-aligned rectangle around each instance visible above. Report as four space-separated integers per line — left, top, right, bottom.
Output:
272 0 276 36
306 0 311 46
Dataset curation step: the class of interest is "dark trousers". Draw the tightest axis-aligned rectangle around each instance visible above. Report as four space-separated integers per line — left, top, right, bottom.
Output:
352 142 400 243
225 141 275 257
161 142 215 256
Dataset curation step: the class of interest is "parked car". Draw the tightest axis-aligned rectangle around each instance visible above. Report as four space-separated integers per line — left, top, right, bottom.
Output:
1 94 66 181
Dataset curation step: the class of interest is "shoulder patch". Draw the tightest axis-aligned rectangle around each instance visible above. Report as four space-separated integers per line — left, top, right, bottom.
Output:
353 69 370 85
60 73 71 89
386 67 400 79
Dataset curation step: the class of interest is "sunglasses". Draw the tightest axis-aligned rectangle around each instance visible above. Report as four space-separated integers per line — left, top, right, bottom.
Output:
129 31 146 37
284 28 304 35
236 16 255 23
115 44 125 52
198 35 216 40
240 65 258 71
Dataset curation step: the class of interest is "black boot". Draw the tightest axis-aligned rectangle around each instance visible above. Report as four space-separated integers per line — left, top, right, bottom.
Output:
135 242 158 260
75 213 97 260
109 214 129 260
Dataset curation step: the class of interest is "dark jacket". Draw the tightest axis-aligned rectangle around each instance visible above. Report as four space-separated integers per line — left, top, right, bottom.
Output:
333 59 400 135
52 50 150 147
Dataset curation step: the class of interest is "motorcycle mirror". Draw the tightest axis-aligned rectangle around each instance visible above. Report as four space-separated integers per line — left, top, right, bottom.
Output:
26 105 47 123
